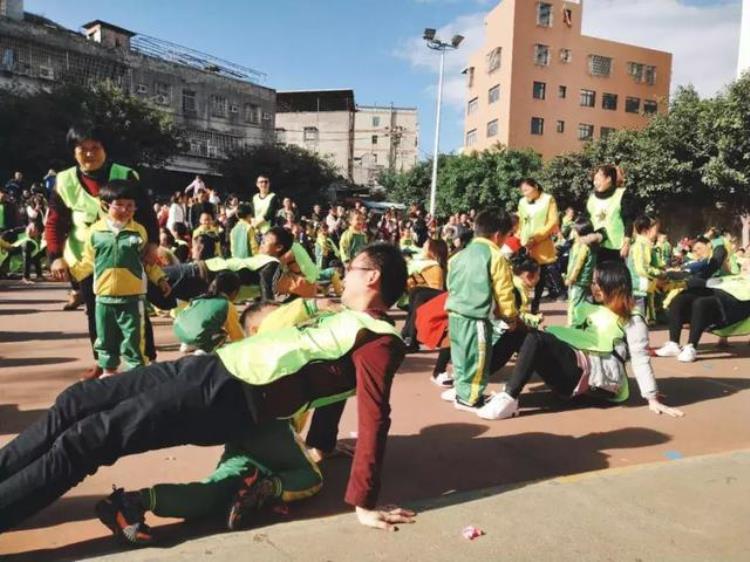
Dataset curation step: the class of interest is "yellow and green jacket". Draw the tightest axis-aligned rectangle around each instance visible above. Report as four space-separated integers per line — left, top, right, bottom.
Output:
566 240 595 288
229 219 259 259
71 218 165 302
193 225 223 257
339 227 367 264
446 237 517 321
627 235 662 297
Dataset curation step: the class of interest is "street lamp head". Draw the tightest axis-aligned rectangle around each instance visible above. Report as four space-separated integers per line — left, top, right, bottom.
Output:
423 28 436 41
451 34 464 48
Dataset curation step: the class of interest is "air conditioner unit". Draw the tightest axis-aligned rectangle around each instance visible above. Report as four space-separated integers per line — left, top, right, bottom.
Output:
154 95 169 105
262 112 272 121
38 65 54 80
230 104 239 113
136 84 148 94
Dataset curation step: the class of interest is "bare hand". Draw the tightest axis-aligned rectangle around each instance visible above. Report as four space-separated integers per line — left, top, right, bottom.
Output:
50 258 69 281
142 243 159 266
648 397 684 418
159 279 172 297
356 505 416 531
620 240 631 259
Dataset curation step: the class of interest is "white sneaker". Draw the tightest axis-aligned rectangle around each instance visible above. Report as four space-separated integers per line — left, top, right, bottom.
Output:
476 392 519 420
655 341 681 357
431 372 454 388
440 388 456 402
678 344 697 363
179 342 194 354
193 349 208 356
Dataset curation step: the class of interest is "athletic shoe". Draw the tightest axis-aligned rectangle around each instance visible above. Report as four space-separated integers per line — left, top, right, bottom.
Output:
431 372 454 388
179 342 194 353
678 344 697 363
226 468 278 531
79 365 103 382
655 341 681 357
476 392 519 420
440 388 456 402
63 290 82 311
440 388 486 412
95 486 153 546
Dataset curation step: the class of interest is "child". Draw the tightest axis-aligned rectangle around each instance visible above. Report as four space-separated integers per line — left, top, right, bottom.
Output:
627 215 663 320
71 180 170 376
314 222 339 270
339 210 367 267
193 212 222 257
173 271 244 353
229 203 259 259
511 256 543 329
565 218 597 326
443 209 519 414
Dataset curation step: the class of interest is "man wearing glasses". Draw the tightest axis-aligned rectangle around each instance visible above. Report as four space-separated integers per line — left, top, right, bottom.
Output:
0 243 416 535
251 175 280 234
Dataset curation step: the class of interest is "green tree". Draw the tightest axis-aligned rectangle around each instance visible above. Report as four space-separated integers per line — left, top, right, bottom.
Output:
0 82 183 181
214 143 339 208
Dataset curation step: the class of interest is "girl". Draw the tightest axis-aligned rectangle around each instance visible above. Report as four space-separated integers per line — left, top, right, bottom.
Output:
173 271 244 353
476 260 684 420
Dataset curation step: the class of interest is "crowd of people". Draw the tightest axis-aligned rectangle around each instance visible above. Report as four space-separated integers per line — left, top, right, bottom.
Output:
2 125 750 546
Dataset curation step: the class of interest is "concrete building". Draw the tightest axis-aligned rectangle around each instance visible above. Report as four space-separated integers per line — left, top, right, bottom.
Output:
463 0 672 159
353 105 419 187
0 0 275 175
275 90 420 186
740 0 750 78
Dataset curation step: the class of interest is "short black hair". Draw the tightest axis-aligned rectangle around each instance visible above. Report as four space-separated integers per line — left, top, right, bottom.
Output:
694 236 710 245
572 217 594 237
520 178 542 192
474 208 513 238
100 179 138 204
511 255 540 276
239 301 280 327
208 271 241 298
237 203 253 220
266 226 294 255
194 233 217 260
66 124 108 151
633 215 654 234
360 242 408 308
172 222 188 237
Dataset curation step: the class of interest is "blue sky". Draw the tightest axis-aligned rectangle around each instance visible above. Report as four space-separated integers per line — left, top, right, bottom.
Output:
26 0 743 158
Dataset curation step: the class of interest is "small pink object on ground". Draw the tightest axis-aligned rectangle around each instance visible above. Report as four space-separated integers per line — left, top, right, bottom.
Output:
462 526 485 540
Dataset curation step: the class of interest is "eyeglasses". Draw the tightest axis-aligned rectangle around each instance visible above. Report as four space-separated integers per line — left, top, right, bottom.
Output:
346 264 376 274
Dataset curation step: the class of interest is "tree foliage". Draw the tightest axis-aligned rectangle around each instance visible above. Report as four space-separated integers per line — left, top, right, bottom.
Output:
0 81 183 181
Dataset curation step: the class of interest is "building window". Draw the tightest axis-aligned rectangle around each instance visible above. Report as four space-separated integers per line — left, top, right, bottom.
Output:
579 89 596 108
531 117 544 135
488 84 500 104
467 97 479 115
537 2 552 27
244 103 260 124
182 89 197 115
625 96 641 113
275 128 286 144
628 62 656 85
644 100 658 114
466 129 478 146
372 116 380 127
559 48 572 63
556 120 565 134
486 47 502 74
563 7 573 26
534 44 550 66
558 85 567 98
371 135 378 145
601 127 616 139
136 83 148 95
602 93 618 111
533 81 546 100
577 123 594 141
154 82 171 105
487 119 499 138
304 127 319 142
210 95 228 117
465 66 475 87
588 55 612 77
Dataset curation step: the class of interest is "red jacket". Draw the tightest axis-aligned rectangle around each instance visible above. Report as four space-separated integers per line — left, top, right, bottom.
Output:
415 291 449 349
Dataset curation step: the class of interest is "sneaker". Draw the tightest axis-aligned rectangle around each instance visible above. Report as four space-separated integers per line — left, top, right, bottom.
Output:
79 365 103 382
431 372 454 388
655 341 681 357
440 388 456 402
95 486 153 546
677 344 697 363
454 396 486 413
63 290 82 311
226 468 278 531
476 392 519 420
179 342 194 354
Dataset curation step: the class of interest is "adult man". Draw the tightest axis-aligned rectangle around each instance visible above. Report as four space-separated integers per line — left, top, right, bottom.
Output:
252 174 279 234
0 243 413 532
3 171 24 200
188 189 216 229
45 125 164 379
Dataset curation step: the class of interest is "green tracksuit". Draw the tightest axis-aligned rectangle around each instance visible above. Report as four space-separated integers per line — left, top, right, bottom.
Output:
566 241 595 326
339 228 367 265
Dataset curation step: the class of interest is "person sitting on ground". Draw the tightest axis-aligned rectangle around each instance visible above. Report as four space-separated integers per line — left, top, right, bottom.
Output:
339 210 368 268
229 203 259 259
193 211 223 257
475 260 684 420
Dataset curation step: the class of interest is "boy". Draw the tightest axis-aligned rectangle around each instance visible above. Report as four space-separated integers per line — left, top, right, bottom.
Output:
627 215 663 319
229 203 259 259
339 210 368 267
443 209 519 418
565 218 597 326
71 180 170 376
193 211 223 257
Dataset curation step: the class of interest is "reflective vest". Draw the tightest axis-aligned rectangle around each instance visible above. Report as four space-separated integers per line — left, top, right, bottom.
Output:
407 257 439 276
547 302 625 353
55 164 135 269
290 242 319 283
518 192 552 246
512 275 542 329
230 220 254 259
587 188 625 251
205 254 278 273
708 275 750 336
216 309 401 414
253 192 276 233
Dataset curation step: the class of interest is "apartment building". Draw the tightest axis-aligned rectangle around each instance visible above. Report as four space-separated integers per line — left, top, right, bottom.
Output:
463 0 672 159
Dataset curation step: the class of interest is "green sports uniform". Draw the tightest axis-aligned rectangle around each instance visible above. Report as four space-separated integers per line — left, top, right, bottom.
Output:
339 228 367 265
566 240 595 326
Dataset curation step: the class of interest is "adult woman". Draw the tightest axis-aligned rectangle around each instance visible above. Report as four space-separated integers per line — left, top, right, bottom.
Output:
166 192 187 232
517 178 564 313
476 261 683 421
586 164 637 264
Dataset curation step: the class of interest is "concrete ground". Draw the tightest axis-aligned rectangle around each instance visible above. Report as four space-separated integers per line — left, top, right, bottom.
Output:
1 280 750 560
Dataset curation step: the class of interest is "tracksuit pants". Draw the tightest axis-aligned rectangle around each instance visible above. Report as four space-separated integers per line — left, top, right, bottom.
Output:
94 299 147 371
449 313 492 406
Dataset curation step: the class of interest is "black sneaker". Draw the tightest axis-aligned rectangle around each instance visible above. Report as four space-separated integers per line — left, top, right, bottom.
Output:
226 468 278 531
95 486 154 546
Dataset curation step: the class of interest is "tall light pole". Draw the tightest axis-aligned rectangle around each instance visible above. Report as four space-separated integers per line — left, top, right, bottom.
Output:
424 28 463 218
